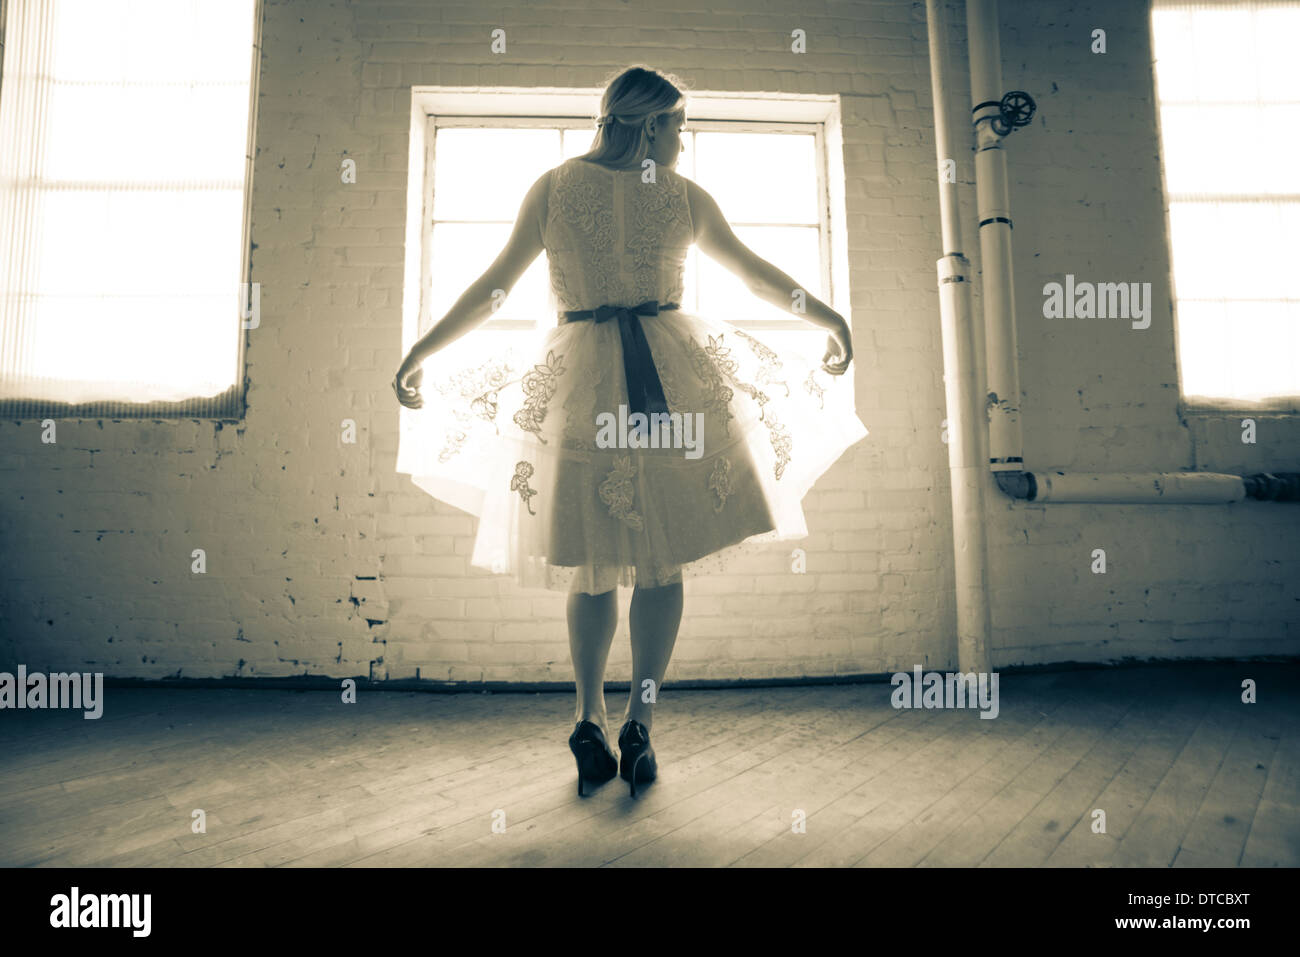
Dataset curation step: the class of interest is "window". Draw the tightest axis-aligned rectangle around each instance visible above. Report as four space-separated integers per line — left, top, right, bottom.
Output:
1151 0 1300 408
0 0 261 418
415 112 836 372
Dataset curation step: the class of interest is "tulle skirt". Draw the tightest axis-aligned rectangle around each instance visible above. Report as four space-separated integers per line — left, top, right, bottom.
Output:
395 308 869 593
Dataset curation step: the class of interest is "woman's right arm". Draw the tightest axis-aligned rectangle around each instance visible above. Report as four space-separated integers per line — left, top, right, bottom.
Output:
394 171 549 408
686 178 852 375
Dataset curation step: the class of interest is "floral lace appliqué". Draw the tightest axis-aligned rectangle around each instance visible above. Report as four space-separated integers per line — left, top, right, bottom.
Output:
766 412 792 481
735 329 791 396
803 370 826 409
687 334 736 438
693 330 794 476
733 380 770 419
510 461 538 515
470 390 500 424
434 358 514 459
438 409 472 464
513 350 566 443
437 357 515 418
598 455 644 530
626 175 692 304
708 457 733 512
544 159 691 316
546 162 619 311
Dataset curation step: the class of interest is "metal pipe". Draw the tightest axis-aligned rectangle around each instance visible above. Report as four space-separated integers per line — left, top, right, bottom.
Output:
966 0 1024 476
958 0 1298 507
926 0 992 674
1025 471 1246 504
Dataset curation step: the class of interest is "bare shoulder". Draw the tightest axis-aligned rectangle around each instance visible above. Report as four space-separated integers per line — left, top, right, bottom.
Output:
531 166 558 197
679 174 723 241
527 166 559 207
513 168 555 246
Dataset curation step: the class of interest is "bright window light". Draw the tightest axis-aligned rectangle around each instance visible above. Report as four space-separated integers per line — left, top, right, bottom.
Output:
422 118 831 368
1151 0 1300 406
0 0 259 412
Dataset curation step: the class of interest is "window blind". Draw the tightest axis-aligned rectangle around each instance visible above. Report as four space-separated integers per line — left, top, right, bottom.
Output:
0 0 259 419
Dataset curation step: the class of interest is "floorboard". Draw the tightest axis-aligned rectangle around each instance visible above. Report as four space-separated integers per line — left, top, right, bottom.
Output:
1 663 1295 867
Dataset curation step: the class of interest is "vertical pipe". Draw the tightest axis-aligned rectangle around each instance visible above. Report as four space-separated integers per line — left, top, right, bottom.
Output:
967 0 1025 473
928 0 960 257
926 0 992 675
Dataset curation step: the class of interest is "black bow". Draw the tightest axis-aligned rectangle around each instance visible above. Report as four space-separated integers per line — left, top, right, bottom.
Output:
564 300 673 418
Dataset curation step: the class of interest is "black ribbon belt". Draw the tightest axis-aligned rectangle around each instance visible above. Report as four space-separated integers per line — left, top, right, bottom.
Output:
561 300 677 417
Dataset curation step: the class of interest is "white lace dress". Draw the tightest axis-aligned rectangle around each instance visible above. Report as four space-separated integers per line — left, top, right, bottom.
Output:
396 156 869 593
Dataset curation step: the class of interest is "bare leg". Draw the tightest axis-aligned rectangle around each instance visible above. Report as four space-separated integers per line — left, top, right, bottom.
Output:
567 587 617 740
623 580 684 734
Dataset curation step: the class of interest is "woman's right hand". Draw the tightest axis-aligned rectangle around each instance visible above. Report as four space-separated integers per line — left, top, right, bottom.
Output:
822 317 853 376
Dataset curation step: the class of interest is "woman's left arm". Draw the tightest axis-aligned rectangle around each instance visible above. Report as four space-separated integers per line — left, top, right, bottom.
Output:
395 171 549 405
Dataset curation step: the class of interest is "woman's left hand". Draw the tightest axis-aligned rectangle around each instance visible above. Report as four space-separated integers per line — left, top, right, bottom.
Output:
393 354 425 409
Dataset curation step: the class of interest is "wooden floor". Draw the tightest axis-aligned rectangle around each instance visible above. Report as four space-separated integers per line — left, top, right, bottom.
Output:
1 662 1296 867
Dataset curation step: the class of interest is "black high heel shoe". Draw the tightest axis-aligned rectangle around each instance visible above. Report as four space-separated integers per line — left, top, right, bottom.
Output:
569 720 618 797
617 718 657 798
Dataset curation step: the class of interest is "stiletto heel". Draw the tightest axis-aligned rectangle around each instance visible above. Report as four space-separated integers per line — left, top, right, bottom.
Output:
569 720 618 797
617 719 657 798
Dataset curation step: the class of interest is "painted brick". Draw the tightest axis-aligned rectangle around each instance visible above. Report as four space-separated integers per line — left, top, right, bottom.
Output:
0 0 1296 686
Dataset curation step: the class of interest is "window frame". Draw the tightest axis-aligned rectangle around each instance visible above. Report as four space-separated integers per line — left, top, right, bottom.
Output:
1150 1 1300 415
419 114 834 337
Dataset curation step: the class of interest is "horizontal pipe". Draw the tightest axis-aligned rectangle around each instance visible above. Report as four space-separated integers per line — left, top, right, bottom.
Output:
999 470 1248 504
960 1 1300 511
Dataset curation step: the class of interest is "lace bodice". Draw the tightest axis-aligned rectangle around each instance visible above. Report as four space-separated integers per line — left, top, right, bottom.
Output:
542 157 695 312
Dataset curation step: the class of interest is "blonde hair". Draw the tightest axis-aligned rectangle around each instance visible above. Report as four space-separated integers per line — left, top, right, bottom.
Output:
581 65 689 169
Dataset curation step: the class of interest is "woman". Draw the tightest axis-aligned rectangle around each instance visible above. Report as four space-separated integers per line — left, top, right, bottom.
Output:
394 65 868 798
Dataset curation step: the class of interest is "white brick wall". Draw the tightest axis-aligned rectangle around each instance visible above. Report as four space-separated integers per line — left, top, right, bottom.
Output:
0 0 1296 684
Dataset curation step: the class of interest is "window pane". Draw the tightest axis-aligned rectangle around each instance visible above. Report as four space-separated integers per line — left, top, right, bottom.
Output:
1160 105 1299 195
563 128 595 158
38 189 241 298
1152 5 1300 100
35 293 233 398
429 223 549 325
1257 7 1300 99
1178 299 1298 403
1176 300 1231 400
678 129 695 177
1152 8 1259 102
433 128 559 220
46 85 246 185
53 0 252 84
1168 201 1295 302
697 226 820 321
27 189 240 394
1154 2 1300 403
693 132 817 224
